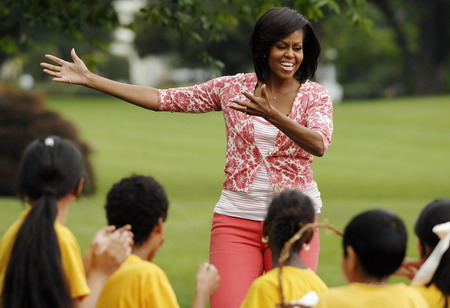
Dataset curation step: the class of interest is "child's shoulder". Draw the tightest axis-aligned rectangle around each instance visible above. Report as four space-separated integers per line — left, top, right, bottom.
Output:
317 283 429 308
119 255 170 279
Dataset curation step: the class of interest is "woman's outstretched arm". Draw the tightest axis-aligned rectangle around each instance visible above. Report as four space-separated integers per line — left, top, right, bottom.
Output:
40 48 160 110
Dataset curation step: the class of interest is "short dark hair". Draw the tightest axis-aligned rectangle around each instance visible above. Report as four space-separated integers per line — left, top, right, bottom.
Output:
343 209 407 279
415 199 450 301
105 175 169 246
251 7 320 83
263 190 315 253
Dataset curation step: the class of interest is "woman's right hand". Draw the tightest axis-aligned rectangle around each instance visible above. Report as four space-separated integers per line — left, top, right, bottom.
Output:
40 48 91 85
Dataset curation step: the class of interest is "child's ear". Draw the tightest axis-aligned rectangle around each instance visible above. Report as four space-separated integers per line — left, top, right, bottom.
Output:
153 217 165 235
73 178 85 198
304 229 314 244
417 238 432 263
342 245 358 283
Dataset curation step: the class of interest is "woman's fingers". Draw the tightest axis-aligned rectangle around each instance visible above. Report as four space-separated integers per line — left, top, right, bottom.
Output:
71 48 81 63
260 84 269 99
43 54 66 66
40 62 61 72
241 91 257 101
228 99 248 114
41 69 59 78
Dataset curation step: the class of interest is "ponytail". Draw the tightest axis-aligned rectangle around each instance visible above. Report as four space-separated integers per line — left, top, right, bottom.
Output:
1 137 85 308
2 194 72 308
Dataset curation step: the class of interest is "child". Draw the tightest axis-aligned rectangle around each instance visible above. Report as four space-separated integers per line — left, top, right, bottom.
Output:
0 136 133 308
97 174 219 308
240 190 327 308
314 209 429 308
407 199 450 308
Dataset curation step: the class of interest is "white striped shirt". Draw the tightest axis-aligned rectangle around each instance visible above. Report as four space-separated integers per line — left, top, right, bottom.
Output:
214 116 322 221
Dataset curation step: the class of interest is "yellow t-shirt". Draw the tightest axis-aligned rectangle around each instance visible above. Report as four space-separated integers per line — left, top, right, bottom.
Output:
314 282 430 308
415 284 449 308
240 266 328 308
0 207 90 299
96 254 180 308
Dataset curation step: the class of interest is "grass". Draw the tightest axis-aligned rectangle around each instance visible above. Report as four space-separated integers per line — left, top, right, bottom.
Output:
1 93 449 307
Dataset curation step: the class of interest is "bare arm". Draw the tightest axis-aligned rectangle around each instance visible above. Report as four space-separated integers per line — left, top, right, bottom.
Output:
76 225 133 308
229 85 325 157
191 263 220 308
40 48 159 110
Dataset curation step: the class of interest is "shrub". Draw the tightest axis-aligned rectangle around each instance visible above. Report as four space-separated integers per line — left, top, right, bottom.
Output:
0 85 96 196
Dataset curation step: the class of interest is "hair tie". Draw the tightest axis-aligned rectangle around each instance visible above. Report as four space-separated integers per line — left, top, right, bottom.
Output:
411 222 450 286
42 186 56 196
44 137 55 147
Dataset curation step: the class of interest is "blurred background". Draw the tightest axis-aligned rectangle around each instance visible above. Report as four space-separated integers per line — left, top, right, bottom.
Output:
1 0 449 307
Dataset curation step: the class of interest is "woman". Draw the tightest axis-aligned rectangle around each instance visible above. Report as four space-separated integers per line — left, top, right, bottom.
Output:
41 7 333 308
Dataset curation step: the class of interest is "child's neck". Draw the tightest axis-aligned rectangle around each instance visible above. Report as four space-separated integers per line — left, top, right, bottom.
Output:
272 250 307 270
352 273 389 285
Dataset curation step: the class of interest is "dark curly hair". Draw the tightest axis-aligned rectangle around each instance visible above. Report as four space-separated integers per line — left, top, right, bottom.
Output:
343 209 407 279
251 7 320 83
105 175 169 246
415 199 450 308
263 190 315 254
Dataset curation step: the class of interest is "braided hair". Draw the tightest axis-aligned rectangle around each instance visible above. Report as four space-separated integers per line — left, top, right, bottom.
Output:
263 190 315 255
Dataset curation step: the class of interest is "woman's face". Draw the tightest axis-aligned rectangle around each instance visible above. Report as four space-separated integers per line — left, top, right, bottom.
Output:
267 29 304 81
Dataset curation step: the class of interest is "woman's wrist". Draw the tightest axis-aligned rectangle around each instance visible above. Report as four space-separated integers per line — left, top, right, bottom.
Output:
85 71 98 88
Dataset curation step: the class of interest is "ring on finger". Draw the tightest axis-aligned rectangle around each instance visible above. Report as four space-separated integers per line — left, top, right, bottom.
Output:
244 106 247 114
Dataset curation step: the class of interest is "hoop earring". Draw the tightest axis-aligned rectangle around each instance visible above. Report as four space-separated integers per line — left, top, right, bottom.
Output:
261 236 269 244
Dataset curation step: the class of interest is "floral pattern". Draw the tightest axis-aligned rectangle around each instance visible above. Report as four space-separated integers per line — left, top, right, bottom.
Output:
158 73 333 193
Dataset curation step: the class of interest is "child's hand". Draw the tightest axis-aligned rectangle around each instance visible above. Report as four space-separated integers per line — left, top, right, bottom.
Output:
394 257 421 280
195 263 220 296
91 225 134 276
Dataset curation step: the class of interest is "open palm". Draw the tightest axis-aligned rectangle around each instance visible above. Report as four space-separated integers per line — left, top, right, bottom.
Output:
40 48 90 85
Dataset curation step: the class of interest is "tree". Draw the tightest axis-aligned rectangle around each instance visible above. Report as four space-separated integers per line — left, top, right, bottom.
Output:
318 4 403 99
0 0 119 65
135 0 370 70
368 0 450 95
0 86 96 196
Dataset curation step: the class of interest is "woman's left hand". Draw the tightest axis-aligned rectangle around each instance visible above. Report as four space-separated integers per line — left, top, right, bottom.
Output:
228 84 274 119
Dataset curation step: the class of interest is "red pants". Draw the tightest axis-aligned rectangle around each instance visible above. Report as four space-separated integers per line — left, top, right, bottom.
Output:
209 213 320 308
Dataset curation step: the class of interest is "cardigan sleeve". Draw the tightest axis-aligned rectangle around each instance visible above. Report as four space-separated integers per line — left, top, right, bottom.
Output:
157 77 226 113
306 84 334 152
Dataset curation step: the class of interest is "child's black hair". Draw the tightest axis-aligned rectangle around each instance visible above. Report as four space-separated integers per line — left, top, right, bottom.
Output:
343 209 407 279
263 190 315 254
105 175 169 246
415 199 450 307
2 136 85 308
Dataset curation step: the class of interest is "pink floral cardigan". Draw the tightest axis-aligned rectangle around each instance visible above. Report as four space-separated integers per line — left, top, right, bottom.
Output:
158 73 333 193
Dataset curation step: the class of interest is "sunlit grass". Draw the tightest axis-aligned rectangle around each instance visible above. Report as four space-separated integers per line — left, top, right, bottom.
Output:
1 93 449 307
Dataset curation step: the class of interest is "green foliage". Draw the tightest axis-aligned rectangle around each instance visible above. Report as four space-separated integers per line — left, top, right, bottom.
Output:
0 0 118 56
319 3 401 99
0 86 97 195
135 0 370 70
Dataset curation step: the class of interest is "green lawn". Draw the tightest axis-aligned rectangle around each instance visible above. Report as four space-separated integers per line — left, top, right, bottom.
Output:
1 93 449 307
